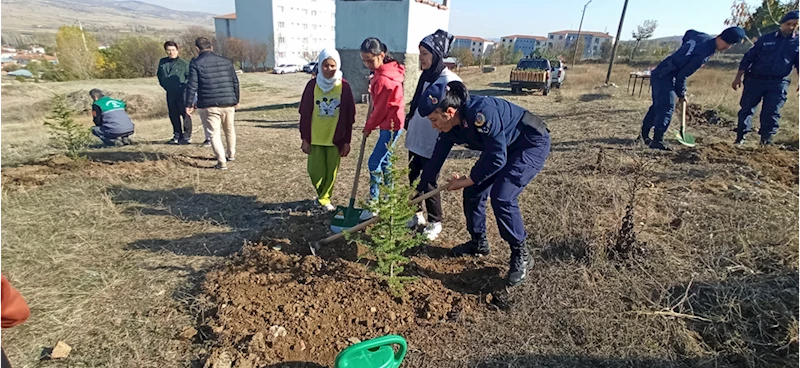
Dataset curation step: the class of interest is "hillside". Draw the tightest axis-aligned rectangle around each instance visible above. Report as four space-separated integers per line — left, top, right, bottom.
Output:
0 0 214 34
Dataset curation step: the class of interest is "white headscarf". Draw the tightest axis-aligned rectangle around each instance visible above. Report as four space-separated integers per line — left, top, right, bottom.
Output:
316 48 343 93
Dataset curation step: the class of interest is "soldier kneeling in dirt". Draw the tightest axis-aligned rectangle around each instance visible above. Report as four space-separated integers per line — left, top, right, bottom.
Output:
90 89 135 147
416 81 551 287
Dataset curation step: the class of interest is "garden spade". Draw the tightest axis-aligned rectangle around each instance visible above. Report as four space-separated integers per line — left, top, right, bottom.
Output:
311 184 450 256
675 100 696 147
330 133 370 234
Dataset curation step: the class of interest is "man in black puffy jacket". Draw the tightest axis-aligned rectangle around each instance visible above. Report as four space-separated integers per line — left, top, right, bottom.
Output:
185 37 240 170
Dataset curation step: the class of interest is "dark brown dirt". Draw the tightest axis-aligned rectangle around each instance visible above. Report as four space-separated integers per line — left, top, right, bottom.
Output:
196 211 509 367
684 103 734 127
672 142 799 186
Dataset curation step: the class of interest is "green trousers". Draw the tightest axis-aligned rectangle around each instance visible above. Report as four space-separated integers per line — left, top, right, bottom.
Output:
307 145 341 206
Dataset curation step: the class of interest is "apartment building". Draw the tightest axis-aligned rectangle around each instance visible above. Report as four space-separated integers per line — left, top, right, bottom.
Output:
453 36 495 58
546 30 613 59
500 35 547 57
214 0 336 67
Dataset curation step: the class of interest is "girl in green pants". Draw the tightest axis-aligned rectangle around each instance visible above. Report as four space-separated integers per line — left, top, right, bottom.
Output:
299 49 356 211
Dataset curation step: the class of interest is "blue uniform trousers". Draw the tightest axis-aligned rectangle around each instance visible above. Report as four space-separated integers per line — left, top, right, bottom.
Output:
92 126 133 146
463 127 550 246
641 76 676 140
737 78 789 140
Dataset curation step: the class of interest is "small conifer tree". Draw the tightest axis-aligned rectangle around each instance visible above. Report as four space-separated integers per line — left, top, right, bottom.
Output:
348 141 425 292
44 94 93 159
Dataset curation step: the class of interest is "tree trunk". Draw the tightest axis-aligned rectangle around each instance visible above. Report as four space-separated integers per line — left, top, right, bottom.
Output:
629 40 640 62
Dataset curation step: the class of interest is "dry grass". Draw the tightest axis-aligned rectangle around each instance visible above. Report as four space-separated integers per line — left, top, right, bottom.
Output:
1 64 797 368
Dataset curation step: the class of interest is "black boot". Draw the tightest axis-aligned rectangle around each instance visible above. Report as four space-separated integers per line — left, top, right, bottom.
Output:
649 131 672 151
760 135 774 147
640 125 652 146
452 235 491 257
734 135 746 146
507 241 531 286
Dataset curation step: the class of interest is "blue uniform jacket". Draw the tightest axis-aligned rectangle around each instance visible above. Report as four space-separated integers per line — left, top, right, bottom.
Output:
652 30 716 98
738 30 799 79
418 96 529 191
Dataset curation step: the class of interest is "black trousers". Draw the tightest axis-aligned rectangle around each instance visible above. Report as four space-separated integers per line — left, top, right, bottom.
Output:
408 151 442 223
166 91 192 140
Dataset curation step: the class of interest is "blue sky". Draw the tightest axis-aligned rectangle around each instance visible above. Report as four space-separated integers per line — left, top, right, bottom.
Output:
151 0 758 41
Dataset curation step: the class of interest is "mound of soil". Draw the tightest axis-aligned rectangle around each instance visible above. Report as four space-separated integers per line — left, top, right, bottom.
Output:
196 212 507 367
672 143 798 186
1 152 178 189
684 103 734 126
63 90 161 117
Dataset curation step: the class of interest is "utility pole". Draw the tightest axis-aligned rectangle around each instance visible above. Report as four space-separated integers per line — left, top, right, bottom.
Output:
571 0 592 65
604 0 629 85
78 21 88 52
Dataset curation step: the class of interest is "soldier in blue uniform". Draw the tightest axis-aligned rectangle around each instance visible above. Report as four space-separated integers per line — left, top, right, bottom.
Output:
641 26 746 150
732 10 799 146
416 81 551 286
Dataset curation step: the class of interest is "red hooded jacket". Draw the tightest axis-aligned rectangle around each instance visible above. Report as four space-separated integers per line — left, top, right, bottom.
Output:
365 60 405 132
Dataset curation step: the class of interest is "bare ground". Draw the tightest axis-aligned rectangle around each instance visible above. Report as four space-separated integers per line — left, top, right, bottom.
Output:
1 64 797 368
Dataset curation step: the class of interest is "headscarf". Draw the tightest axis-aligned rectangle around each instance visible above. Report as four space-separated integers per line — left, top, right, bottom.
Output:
316 48 343 93
409 30 454 119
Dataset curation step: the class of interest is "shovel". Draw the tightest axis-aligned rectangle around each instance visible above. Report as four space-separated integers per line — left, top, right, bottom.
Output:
330 133 370 234
311 184 450 255
675 100 696 147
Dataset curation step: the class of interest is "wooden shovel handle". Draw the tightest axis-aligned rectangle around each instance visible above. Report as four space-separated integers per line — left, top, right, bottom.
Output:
316 184 450 247
350 133 369 199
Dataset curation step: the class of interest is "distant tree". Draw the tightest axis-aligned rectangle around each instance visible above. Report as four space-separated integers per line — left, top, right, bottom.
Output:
98 36 163 78
630 20 658 62
56 25 99 80
244 40 270 71
510 50 525 64
180 26 215 59
450 47 474 67
725 0 799 40
567 37 587 63
220 37 246 69
599 40 614 62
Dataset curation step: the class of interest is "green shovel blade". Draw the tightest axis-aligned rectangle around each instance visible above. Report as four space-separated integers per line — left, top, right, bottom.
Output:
675 130 696 147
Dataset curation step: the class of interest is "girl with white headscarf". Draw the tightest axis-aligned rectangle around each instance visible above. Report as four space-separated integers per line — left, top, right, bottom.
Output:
298 48 356 211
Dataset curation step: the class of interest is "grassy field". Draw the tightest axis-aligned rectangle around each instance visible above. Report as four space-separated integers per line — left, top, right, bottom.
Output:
1 63 797 368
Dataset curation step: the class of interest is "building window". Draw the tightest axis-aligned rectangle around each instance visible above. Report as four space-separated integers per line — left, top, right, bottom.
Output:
595 38 599 43
549 35 554 39
331 26 334 31
559 35 563 39
278 52 285 58
303 9 308 15
278 22 284 28
303 24 308 30
277 5 283 11
278 37 285 43
313 24 317 30
312 10 317 16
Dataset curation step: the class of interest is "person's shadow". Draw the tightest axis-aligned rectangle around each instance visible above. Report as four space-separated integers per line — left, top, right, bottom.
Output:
108 186 317 257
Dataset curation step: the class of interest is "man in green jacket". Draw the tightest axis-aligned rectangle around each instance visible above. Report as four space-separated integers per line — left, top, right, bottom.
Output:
157 41 194 145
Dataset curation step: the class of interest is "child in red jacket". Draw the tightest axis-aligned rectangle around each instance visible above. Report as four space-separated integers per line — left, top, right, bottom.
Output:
299 49 356 211
360 37 405 202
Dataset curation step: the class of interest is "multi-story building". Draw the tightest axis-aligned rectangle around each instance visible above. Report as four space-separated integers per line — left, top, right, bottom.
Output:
214 0 337 67
500 35 547 57
546 30 613 59
453 36 495 58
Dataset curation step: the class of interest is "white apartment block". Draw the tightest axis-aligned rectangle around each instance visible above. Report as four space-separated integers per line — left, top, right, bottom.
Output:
214 0 336 67
453 36 495 58
546 30 613 59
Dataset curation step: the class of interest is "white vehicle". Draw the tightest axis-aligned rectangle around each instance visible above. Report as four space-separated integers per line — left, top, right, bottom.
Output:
549 60 566 89
273 64 301 74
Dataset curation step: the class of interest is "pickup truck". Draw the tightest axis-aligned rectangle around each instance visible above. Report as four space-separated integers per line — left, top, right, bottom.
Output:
509 58 552 95
550 60 566 88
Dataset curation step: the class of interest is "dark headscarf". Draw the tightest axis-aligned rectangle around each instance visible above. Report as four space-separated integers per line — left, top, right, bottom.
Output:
409 29 454 120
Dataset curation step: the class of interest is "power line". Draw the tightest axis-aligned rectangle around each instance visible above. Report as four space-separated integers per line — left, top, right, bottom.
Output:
605 0 630 85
